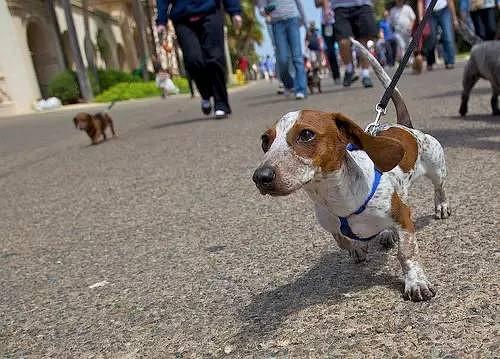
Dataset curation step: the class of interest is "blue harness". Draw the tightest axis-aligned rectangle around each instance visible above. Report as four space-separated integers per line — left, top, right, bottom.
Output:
338 144 383 241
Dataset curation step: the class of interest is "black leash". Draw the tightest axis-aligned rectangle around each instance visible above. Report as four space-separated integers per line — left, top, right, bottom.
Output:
366 0 438 133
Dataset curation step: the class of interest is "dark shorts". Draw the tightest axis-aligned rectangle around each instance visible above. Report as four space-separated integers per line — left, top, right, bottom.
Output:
334 5 378 41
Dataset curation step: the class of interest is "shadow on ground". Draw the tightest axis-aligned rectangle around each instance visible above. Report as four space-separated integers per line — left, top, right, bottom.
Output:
150 116 213 129
421 87 491 99
245 87 358 107
428 123 500 151
235 250 400 345
436 113 499 124
415 214 434 231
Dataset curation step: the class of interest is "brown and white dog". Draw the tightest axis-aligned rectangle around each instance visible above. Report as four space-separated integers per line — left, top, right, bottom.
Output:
252 39 451 302
73 112 116 145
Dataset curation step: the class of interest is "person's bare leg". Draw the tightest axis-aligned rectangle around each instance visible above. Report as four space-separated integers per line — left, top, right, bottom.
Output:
340 38 353 66
340 38 358 87
358 37 373 87
358 38 370 70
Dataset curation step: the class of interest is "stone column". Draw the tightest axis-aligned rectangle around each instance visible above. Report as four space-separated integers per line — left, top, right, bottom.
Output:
0 0 40 114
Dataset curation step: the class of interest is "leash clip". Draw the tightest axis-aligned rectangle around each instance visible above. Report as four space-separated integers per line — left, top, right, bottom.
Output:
365 104 386 135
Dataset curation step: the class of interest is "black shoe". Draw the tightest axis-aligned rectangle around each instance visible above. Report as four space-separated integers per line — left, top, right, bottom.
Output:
343 71 358 87
362 76 373 88
201 100 212 115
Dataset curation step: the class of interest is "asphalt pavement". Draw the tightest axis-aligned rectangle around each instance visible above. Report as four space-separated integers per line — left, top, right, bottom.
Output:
0 64 498 357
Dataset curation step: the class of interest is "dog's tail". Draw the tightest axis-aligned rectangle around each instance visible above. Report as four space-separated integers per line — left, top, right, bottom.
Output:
457 20 483 46
350 38 413 129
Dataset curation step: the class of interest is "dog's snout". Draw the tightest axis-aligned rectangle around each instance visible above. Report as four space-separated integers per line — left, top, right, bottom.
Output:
253 166 276 188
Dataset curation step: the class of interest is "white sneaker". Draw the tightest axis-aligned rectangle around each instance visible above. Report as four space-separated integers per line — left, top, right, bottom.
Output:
214 110 228 119
295 92 305 100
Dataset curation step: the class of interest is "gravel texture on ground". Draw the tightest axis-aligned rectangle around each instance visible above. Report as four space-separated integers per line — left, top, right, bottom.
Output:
0 64 498 357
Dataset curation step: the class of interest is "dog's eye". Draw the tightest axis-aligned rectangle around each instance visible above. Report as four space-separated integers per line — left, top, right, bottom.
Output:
261 134 270 152
298 129 316 143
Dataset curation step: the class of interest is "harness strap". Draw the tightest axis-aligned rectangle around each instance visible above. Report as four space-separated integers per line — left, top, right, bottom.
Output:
338 144 383 241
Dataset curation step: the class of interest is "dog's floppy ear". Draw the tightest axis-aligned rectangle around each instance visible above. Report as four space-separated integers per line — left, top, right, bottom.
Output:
73 117 78 128
332 112 405 172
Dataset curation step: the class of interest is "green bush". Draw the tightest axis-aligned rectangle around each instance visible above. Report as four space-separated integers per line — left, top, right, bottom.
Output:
96 69 140 91
49 70 191 104
172 76 190 94
94 82 162 103
95 77 191 103
48 69 142 103
47 70 80 104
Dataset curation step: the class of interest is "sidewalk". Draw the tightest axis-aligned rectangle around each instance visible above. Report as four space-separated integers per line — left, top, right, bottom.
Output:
0 80 257 120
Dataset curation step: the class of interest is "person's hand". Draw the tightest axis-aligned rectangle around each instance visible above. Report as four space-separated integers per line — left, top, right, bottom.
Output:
452 17 459 30
323 9 334 24
156 24 166 34
232 14 243 30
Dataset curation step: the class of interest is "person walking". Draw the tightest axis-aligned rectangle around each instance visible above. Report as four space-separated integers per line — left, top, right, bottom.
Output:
379 10 398 66
460 0 499 40
258 0 308 99
156 0 242 119
417 0 458 70
305 21 324 69
317 0 341 84
389 0 416 57
324 0 378 88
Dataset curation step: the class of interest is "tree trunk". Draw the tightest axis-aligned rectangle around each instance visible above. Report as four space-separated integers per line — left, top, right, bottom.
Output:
132 0 150 81
47 0 69 69
61 0 93 101
82 0 99 93
145 0 159 59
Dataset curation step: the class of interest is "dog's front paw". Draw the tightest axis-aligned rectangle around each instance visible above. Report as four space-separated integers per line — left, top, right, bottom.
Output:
348 244 368 263
435 202 451 219
377 228 398 249
403 266 436 302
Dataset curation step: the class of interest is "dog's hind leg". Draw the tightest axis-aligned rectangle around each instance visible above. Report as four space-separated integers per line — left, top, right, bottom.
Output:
421 134 451 219
491 91 499 116
107 116 117 137
392 192 435 302
459 61 479 116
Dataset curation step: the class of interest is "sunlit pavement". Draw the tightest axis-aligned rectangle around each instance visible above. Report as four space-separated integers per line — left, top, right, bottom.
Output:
1 65 498 356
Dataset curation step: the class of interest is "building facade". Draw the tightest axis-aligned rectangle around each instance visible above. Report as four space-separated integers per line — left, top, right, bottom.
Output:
0 0 149 116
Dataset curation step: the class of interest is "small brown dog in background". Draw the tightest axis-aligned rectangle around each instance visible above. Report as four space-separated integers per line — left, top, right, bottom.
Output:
73 112 116 145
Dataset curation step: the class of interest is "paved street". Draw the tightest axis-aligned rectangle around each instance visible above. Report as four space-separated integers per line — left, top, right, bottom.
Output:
1 64 498 357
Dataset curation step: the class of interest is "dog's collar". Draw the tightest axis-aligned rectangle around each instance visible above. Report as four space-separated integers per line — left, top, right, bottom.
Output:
338 144 383 242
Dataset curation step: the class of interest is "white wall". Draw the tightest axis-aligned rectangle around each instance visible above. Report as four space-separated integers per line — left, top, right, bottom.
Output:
0 0 40 114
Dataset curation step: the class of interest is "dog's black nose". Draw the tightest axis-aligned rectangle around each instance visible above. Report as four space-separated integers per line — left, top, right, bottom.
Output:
253 166 275 187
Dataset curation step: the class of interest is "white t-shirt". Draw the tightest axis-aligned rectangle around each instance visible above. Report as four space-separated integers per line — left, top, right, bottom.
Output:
425 0 448 11
389 5 416 33
471 0 496 11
